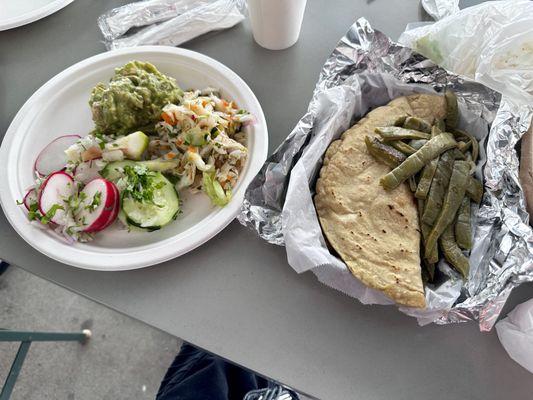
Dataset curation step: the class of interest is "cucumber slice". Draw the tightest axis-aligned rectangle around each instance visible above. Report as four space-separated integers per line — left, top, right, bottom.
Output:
121 173 180 230
100 160 135 180
117 209 148 232
101 159 178 181
107 131 149 160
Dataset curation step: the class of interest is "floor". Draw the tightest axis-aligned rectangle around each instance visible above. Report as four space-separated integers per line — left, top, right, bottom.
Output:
0 265 181 400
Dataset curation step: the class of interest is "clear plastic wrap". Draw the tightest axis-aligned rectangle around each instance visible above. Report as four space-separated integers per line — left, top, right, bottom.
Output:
238 18 533 330
496 298 533 374
98 0 246 50
400 0 533 104
421 0 459 20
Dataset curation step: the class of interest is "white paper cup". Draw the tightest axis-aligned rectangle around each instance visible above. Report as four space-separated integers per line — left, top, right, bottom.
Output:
247 0 307 50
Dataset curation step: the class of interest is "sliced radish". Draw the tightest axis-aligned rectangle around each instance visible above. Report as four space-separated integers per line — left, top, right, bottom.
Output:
74 160 104 184
23 189 38 211
34 135 81 176
90 180 120 230
38 171 76 225
75 178 119 233
99 182 120 230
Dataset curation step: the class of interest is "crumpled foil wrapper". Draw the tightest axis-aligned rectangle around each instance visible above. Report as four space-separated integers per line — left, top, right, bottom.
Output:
98 0 208 41
238 18 533 331
98 0 246 50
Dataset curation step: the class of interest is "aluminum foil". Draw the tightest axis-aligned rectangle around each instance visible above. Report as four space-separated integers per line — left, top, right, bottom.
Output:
97 0 206 41
238 18 533 331
98 0 246 50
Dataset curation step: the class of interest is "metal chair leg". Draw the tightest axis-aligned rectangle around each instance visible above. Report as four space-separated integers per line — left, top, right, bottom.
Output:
0 330 91 343
0 342 31 400
0 330 91 400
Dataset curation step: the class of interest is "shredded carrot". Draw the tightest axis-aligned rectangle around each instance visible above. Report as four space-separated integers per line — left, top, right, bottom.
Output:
165 152 177 160
176 138 183 146
161 112 175 125
188 146 198 153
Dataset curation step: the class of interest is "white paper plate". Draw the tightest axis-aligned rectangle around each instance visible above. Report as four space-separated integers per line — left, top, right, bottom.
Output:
0 46 268 270
0 0 75 31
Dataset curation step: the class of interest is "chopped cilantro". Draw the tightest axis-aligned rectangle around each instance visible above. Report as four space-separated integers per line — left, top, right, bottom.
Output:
85 191 102 211
40 204 64 225
93 131 107 150
27 202 41 221
67 191 87 213
122 165 163 206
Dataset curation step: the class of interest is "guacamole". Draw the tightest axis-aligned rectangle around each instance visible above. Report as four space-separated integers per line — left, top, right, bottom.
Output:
89 61 183 137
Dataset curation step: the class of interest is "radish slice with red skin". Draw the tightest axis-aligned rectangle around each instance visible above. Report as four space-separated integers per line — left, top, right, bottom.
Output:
75 178 119 232
104 181 120 229
23 189 38 211
104 182 120 228
34 135 81 176
92 180 120 230
38 171 76 225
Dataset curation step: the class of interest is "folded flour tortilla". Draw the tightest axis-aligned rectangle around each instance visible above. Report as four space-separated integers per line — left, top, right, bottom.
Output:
314 94 447 308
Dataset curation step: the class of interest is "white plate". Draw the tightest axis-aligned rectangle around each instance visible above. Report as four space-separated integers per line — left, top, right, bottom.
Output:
0 46 268 270
0 0 75 31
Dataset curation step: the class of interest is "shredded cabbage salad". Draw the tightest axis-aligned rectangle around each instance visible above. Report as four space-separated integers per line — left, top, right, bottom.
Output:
150 88 252 205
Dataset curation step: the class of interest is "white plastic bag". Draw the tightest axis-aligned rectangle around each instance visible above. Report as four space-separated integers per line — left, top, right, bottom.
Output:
420 0 459 20
399 1 533 104
496 298 533 374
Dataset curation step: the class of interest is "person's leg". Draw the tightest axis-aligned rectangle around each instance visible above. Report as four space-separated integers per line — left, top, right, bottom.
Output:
157 343 268 400
225 362 269 400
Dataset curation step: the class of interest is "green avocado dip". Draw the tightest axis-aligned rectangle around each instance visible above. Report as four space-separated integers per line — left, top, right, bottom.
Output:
89 60 183 137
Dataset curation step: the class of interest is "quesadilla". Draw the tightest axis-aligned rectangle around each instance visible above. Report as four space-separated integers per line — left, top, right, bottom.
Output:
314 94 447 308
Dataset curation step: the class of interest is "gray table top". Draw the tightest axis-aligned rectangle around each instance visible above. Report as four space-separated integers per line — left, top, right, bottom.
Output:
2 1 533 399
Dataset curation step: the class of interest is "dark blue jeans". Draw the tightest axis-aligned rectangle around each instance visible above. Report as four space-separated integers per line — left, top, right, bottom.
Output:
156 344 269 400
